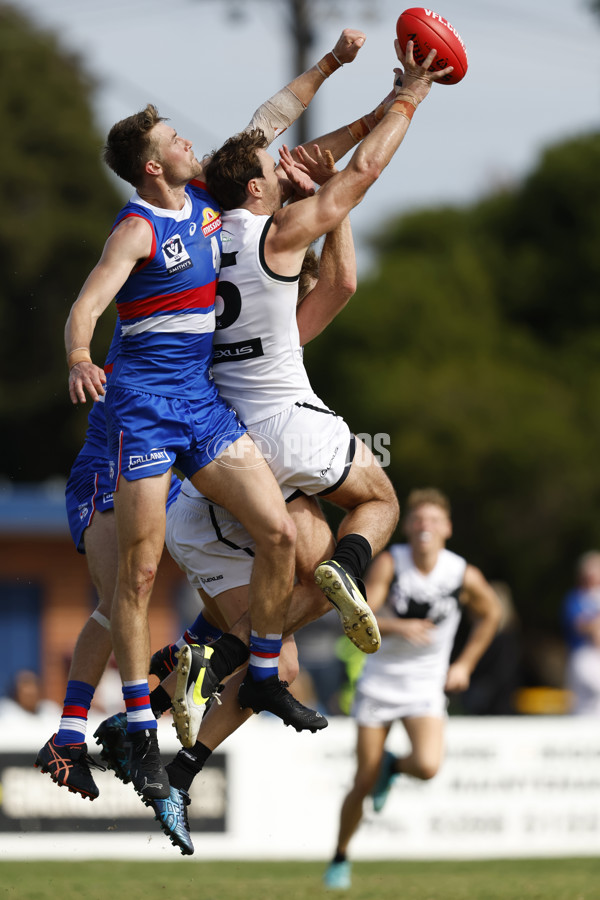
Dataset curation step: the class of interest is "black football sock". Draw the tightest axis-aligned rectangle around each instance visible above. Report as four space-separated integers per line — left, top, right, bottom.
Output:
166 742 213 793
333 851 347 864
330 533 372 581
209 633 250 680
150 684 171 717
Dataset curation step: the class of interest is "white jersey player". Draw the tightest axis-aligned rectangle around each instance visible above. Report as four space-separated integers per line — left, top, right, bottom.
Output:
324 488 500 890
168 39 452 744
193 205 353 497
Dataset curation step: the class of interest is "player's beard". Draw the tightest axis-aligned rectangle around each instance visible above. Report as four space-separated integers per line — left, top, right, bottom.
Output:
189 156 204 180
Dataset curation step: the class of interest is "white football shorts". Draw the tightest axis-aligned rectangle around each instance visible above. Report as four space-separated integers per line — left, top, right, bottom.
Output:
247 392 354 500
352 682 448 726
165 489 255 599
165 393 354 597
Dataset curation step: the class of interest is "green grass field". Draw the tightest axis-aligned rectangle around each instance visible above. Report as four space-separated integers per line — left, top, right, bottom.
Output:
1 859 600 900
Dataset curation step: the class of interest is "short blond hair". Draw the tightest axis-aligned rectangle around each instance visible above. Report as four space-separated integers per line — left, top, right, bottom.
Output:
405 487 451 517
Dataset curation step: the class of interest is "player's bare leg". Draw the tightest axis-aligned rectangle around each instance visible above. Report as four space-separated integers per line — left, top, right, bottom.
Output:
70 510 118 684
191 435 296 632
35 511 118 800
111 473 171 681
328 441 399 555
182 435 325 733
111 471 172 800
400 716 445 780
315 441 399 654
337 724 391 853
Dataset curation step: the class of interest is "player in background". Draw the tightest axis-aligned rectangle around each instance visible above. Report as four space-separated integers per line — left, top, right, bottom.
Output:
174 37 452 735
323 488 500 890
36 29 368 805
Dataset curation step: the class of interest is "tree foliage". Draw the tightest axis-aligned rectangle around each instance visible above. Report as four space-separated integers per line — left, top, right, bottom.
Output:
0 4 121 480
306 132 600 632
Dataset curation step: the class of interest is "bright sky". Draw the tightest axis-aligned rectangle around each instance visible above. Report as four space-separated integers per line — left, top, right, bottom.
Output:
12 0 600 273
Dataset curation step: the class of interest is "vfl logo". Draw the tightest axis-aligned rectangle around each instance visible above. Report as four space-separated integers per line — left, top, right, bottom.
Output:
129 449 170 470
201 207 222 238
162 234 193 275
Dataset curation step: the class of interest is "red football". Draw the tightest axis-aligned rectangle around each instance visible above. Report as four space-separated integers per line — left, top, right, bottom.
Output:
396 8 468 85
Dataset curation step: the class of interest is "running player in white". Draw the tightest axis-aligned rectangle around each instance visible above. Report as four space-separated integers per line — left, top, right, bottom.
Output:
172 38 453 738
323 488 500 890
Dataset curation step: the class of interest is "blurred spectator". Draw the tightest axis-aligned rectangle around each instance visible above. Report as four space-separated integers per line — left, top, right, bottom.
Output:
0 670 60 722
562 550 600 715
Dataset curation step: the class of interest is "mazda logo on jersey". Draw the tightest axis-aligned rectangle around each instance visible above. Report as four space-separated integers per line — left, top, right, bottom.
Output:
212 337 264 363
162 234 193 275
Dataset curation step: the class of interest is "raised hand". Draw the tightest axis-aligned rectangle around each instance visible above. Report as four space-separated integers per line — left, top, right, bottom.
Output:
331 28 366 64
394 38 454 104
290 144 338 187
278 145 316 199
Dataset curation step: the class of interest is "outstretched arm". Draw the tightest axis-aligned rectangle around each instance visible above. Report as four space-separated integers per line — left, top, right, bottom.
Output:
267 40 452 267
293 87 397 167
248 28 366 144
288 145 357 344
197 27 365 179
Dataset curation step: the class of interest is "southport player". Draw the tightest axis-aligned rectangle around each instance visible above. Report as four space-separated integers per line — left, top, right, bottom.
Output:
173 38 452 737
323 489 500 890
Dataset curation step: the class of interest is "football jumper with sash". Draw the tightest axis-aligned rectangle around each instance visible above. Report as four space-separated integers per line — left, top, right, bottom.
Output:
109 180 222 400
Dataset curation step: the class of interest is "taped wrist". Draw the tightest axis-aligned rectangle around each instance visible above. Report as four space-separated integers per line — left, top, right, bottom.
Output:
316 50 343 78
246 86 306 145
388 91 419 123
346 116 371 144
68 348 92 369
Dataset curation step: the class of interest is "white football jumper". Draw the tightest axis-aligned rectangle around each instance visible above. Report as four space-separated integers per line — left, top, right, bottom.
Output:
178 208 353 508
211 209 312 424
353 544 466 723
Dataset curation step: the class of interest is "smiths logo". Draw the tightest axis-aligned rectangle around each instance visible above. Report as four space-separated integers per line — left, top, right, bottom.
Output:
202 207 222 238
162 234 193 275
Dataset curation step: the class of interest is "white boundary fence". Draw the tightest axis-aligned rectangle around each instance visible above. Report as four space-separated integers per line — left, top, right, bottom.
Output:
1 713 600 861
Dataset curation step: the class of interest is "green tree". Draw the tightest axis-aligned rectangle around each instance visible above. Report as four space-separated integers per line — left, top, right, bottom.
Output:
0 4 122 481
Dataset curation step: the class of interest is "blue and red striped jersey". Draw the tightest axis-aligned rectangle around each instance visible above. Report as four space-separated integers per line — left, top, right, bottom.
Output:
109 180 222 400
